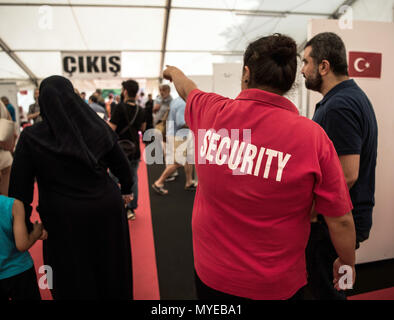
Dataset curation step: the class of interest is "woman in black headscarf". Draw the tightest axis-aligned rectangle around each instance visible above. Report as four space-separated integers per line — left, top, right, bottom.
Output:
8 76 134 299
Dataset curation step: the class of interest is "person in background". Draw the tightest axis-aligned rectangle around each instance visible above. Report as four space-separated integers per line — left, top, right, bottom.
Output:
0 101 15 196
153 85 177 180
163 33 356 300
27 88 42 124
19 106 28 128
138 91 147 108
1 97 16 122
0 192 47 300
106 93 115 118
302 32 378 300
151 97 196 195
94 89 106 108
9 76 134 299
111 95 121 118
108 80 146 221
89 95 108 121
153 85 172 127
80 92 88 104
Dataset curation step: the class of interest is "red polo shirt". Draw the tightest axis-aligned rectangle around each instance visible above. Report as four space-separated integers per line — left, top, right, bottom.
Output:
185 88 353 300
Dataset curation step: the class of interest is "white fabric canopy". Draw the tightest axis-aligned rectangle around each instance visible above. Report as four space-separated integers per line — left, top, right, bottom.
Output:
0 0 393 84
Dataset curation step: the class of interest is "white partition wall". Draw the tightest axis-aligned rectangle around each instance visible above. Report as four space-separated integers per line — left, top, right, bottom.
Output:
308 19 394 263
213 63 243 99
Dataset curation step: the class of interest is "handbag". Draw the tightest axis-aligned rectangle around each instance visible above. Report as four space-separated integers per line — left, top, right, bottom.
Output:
118 102 139 158
0 118 14 142
154 109 170 141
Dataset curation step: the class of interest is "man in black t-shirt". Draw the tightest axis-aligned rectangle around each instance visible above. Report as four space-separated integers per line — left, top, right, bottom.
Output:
302 32 378 300
109 80 146 220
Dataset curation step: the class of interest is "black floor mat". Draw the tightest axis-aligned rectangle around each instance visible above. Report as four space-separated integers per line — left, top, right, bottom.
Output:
147 162 197 300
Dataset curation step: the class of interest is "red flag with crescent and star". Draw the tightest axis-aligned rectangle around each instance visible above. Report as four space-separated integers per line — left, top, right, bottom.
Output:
348 51 382 78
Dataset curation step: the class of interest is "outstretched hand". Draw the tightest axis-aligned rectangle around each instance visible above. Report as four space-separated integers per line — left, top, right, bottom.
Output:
163 65 178 82
162 65 197 102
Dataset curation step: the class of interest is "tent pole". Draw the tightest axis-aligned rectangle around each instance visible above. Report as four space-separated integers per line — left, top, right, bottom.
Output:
159 0 172 84
0 37 38 87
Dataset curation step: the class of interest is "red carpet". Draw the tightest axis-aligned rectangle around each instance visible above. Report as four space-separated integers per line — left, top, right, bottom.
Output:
348 287 394 300
28 140 159 300
129 141 160 300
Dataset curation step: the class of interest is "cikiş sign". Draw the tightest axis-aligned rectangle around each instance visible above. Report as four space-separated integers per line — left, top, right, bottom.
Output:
61 52 121 79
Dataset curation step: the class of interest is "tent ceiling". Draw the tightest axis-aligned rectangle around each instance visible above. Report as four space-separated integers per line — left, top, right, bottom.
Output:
0 0 361 82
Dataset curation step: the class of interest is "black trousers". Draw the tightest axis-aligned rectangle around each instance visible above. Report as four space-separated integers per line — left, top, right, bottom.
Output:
194 270 305 300
305 221 348 300
0 267 41 301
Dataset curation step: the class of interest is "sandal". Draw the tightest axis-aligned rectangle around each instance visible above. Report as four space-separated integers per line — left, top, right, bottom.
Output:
185 182 197 191
152 183 168 195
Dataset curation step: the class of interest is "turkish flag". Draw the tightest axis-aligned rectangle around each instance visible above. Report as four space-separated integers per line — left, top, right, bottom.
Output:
348 51 382 78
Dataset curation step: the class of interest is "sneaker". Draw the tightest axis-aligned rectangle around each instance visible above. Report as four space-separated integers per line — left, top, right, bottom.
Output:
127 209 136 220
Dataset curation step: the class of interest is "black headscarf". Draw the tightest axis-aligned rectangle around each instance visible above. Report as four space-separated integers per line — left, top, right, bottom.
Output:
24 76 117 168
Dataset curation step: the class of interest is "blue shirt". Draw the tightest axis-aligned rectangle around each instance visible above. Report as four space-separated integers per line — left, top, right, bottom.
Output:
153 95 172 125
0 195 34 280
312 79 378 239
6 104 16 122
166 97 187 136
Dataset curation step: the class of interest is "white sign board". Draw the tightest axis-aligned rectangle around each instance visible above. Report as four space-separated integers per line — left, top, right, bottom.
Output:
61 52 121 79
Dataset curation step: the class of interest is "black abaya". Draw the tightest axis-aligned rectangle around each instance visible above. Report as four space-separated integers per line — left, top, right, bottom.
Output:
9 130 133 299
8 76 134 299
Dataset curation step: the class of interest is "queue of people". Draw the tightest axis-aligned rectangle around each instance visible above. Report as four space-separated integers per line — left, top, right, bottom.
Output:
0 31 377 300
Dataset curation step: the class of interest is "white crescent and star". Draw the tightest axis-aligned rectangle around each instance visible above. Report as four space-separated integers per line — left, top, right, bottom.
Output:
354 57 370 72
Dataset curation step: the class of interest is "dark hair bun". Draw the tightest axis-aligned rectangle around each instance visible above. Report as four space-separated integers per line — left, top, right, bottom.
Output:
270 34 297 65
243 33 298 94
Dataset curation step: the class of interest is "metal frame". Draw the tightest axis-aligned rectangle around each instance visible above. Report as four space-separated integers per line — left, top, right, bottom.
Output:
159 0 172 83
0 0 360 83
0 2 334 17
0 38 38 86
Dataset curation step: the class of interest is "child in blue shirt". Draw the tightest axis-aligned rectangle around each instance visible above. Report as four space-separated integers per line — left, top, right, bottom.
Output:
0 194 47 300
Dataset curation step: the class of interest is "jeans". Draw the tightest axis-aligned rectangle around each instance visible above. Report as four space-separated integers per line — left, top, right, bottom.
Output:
127 159 140 211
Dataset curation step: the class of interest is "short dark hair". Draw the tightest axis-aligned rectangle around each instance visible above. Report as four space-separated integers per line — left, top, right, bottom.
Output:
1 96 9 104
305 32 348 76
243 33 297 94
89 95 98 103
122 80 139 98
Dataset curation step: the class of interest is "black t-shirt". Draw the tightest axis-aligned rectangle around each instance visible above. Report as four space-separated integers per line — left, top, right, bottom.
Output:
110 102 117 117
110 101 146 160
313 79 378 237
